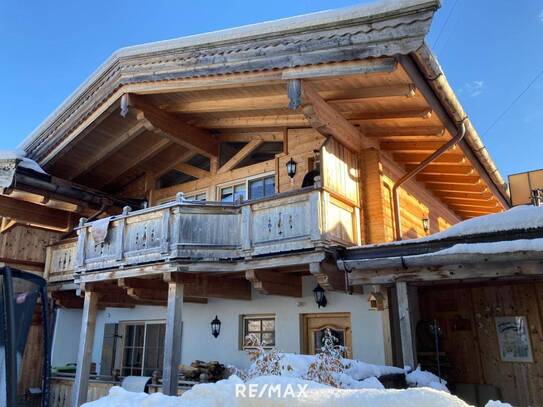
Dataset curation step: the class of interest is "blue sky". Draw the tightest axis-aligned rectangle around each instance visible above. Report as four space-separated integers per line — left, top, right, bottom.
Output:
0 0 541 177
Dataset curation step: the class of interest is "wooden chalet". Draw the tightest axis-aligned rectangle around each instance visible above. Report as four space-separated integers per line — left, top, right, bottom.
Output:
0 0 519 405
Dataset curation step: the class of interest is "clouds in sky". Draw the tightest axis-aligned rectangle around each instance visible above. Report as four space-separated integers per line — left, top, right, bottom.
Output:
460 80 485 97
539 10 543 22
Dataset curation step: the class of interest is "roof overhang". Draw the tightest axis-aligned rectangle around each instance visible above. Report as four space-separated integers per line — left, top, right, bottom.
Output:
21 0 440 162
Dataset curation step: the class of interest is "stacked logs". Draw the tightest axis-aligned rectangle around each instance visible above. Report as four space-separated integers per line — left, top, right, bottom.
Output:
178 360 225 383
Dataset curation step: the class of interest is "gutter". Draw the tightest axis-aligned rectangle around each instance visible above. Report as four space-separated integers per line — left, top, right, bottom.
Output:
404 46 510 208
393 120 466 240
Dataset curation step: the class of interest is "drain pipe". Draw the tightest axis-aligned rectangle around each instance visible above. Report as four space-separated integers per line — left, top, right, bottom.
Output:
393 120 467 240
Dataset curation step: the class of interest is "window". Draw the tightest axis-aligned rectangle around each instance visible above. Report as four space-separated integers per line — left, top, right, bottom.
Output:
241 315 276 348
249 176 275 200
185 192 207 201
120 322 165 376
220 183 246 202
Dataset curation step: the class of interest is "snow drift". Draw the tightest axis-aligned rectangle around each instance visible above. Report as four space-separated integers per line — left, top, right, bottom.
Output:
82 375 511 407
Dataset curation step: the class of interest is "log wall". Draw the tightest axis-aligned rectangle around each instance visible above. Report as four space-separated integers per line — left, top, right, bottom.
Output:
419 282 543 407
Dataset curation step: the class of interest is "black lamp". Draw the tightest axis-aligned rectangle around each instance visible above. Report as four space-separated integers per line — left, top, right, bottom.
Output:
211 315 221 338
286 158 297 179
313 284 327 308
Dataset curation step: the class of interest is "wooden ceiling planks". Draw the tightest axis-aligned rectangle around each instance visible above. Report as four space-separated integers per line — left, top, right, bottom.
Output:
42 63 502 219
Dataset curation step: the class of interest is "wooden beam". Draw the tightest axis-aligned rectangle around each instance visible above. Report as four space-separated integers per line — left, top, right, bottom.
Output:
289 79 377 152
396 281 416 369
454 209 496 217
218 140 263 174
433 191 493 200
0 195 71 231
364 127 445 138
126 94 218 158
380 141 450 152
405 164 474 175
437 197 500 208
162 84 416 113
71 120 148 181
416 174 481 184
427 183 488 193
162 280 183 396
150 149 196 181
0 218 17 234
98 139 171 189
214 131 284 143
309 261 346 291
72 290 99 406
394 152 465 164
175 163 210 179
245 270 302 297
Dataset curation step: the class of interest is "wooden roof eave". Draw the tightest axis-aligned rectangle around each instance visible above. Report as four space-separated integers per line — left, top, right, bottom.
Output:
20 0 439 165
406 45 510 209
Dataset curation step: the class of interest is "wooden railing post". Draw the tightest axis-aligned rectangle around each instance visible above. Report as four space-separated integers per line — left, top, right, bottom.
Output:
72 290 99 406
241 205 252 255
309 190 322 242
162 277 184 395
75 218 87 272
396 281 416 369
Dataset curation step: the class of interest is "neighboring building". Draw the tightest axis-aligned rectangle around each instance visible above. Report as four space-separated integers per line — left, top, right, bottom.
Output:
1 0 527 405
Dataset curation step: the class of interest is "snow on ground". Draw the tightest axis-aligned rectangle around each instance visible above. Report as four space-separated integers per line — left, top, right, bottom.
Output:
406 366 448 392
0 149 46 174
276 353 404 382
82 375 511 407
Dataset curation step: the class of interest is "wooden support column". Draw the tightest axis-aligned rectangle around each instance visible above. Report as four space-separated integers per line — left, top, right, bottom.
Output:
162 279 184 395
72 290 99 406
396 281 416 369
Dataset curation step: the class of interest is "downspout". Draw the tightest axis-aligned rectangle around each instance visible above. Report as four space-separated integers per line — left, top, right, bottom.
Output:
393 120 466 240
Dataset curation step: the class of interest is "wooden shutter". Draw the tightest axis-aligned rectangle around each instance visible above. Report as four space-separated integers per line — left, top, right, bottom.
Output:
100 323 118 376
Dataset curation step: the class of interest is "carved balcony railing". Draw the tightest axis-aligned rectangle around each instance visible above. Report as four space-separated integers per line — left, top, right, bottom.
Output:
44 238 78 283
45 187 361 280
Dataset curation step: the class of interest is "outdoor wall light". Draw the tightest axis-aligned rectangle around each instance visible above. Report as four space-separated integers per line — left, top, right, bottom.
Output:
211 315 221 338
313 284 328 308
422 217 430 233
286 158 297 179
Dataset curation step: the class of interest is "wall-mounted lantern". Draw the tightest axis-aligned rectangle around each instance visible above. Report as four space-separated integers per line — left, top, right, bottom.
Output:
368 292 385 311
422 217 430 233
211 315 221 338
313 284 327 308
286 158 297 179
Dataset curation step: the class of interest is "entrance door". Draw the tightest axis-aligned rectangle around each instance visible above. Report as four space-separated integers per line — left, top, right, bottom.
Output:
300 313 352 357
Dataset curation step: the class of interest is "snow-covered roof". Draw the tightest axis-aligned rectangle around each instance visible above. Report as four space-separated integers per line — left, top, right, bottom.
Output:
0 149 47 174
340 205 543 271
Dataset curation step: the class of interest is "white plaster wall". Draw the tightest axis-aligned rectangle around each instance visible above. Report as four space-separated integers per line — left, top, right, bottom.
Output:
51 308 83 366
52 276 387 372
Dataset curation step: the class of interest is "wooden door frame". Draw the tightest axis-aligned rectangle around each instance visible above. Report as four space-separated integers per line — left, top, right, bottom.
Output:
299 312 352 355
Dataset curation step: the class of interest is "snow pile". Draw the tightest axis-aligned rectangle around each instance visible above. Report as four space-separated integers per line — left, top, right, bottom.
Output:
406 366 448 392
422 205 543 240
431 238 543 256
82 375 509 407
274 353 403 387
0 149 46 174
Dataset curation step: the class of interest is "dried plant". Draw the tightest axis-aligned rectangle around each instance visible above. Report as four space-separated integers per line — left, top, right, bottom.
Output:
245 333 283 379
305 329 346 387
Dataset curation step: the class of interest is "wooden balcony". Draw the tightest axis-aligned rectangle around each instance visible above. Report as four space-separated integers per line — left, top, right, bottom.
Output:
45 187 360 282
44 238 77 283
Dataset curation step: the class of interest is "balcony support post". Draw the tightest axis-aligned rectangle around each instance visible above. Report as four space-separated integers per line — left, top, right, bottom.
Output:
162 275 184 395
72 290 99 406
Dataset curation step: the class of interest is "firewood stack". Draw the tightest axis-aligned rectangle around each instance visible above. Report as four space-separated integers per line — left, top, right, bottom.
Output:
178 360 226 382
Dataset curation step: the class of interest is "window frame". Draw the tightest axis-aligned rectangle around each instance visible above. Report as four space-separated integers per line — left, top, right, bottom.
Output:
239 314 276 350
217 171 276 203
118 320 166 377
184 190 207 201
